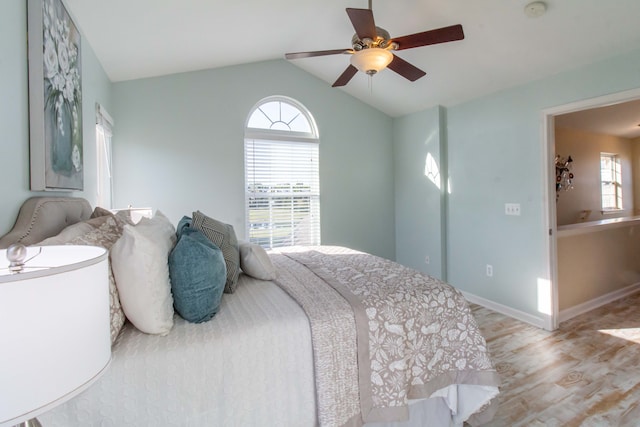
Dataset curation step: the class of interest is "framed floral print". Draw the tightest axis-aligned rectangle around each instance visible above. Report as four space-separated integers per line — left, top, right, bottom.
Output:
28 0 83 191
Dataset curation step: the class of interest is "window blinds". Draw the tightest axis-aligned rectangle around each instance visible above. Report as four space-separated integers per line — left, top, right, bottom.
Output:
245 139 320 249
96 103 113 209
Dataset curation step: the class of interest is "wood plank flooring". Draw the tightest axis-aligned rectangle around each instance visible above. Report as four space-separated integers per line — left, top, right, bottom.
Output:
471 292 640 426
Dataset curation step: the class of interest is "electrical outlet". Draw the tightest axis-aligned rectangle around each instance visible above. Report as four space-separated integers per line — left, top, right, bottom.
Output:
425 255 430 265
505 203 521 216
486 264 493 277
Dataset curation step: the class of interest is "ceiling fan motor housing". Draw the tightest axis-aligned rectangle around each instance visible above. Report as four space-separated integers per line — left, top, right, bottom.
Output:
351 27 395 50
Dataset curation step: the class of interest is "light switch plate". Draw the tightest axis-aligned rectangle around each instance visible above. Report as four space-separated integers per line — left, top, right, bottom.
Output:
505 203 521 216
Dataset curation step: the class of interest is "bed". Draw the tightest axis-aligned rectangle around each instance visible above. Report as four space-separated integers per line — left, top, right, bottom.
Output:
0 197 500 427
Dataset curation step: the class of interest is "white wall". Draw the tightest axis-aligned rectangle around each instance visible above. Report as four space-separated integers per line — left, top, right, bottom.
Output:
111 60 396 260
0 0 113 234
555 127 634 225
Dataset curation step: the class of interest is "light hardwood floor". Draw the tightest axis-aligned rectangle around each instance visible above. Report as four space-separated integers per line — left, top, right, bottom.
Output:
471 292 640 427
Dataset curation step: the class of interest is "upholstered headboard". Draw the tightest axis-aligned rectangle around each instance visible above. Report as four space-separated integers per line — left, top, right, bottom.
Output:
0 197 92 249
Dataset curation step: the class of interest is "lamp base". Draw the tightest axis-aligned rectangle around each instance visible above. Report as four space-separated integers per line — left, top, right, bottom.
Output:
15 418 42 427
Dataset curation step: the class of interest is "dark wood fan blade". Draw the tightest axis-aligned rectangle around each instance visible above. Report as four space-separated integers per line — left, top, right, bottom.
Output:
387 55 426 82
332 65 358 87
285 49 352 60
346 8 377 40
391 24 464 51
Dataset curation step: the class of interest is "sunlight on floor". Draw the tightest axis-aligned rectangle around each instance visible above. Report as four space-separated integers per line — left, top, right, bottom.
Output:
598 328 640 344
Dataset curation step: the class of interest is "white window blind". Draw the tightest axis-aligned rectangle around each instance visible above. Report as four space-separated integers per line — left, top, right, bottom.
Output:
96 103 114 209
600 153 622 211
245 138 320 248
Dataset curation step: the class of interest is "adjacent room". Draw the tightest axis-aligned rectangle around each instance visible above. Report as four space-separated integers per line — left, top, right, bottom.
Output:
2 0 640 425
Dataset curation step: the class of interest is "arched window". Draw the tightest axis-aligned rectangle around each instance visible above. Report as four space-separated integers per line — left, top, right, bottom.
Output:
244 96 320 249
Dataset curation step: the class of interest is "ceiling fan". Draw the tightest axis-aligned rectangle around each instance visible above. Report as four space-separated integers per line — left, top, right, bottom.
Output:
284 1 465 87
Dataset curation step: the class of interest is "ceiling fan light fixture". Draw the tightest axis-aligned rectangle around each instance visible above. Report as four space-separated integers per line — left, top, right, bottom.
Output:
350 48 393 75
285 7 463 87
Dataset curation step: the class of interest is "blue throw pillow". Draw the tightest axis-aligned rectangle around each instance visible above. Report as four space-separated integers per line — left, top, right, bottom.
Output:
169 228 227 323
176 216 192 240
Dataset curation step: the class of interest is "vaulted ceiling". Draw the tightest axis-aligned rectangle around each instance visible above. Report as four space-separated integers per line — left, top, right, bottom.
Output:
65 0 640 118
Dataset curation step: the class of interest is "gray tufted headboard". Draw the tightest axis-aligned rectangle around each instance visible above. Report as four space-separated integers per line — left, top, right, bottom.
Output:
0 197 92 249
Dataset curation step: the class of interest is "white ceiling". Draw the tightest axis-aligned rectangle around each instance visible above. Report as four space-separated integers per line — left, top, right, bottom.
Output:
64 0 640 118
556 99 640 139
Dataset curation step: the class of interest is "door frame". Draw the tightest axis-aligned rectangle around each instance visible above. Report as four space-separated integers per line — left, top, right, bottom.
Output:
542 87 640 330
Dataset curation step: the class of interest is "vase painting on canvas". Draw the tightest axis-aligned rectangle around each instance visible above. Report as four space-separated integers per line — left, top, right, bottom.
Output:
28 0 83 191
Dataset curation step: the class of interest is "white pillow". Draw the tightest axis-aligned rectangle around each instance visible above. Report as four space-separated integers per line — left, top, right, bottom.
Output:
110 211 177 335
239 241 276 280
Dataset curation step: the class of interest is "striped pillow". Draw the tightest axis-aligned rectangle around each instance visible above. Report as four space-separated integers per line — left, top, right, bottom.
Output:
192 211 240 293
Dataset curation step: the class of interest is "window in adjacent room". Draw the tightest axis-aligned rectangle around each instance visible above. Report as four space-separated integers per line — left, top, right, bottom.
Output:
600 152 622 211
244 96 320 249
96 103 114 209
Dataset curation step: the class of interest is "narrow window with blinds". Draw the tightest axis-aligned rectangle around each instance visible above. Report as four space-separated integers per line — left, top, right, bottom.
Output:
600 152 623 211
96 103 114 209
244 96 320 249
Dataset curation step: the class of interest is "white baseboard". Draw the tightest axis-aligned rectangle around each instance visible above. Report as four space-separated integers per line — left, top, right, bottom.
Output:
558 282 640 323
461 291 547 329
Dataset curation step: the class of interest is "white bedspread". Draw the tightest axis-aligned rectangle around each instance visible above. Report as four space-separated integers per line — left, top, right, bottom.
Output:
40 274 317 426
40 273 497 427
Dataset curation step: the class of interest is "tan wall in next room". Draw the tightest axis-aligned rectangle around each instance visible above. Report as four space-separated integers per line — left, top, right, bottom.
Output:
558 223 640 310
555 127 637 226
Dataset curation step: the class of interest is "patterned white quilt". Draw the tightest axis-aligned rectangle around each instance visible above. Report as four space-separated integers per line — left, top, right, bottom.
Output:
271 246 500 427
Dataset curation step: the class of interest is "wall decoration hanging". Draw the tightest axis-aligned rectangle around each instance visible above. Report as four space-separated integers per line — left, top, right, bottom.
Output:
28 0 83 191
555 155 573 200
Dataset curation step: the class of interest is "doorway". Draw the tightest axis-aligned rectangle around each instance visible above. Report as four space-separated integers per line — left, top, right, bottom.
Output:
543 88 640 330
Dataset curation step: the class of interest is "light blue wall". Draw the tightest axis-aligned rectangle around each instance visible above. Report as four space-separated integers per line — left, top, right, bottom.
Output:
445 48 640 317
112 60 396 259
393 106 447 279
5 0 640 322
0 0 112 233
392 48 640 320
1 0 395 259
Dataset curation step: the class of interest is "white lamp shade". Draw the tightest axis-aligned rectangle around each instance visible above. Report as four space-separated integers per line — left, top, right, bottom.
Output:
0 245 111 427
350 48 394 74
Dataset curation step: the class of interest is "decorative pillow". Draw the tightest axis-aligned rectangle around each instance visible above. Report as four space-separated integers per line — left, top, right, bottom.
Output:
90 206 114 219
37 214 111 245
192 211 240 293
115 210 138 226
89 205 135 225
110 211 177 335
239 241 277 280
169 228 226 323
58 216 126 344
176 216 192 240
